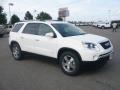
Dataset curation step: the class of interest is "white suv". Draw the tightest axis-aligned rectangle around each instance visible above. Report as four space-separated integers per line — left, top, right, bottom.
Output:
97 22 111 29
9 21 113 75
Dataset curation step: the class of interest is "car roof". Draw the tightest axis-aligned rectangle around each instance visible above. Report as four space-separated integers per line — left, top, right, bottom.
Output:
16 20 68 25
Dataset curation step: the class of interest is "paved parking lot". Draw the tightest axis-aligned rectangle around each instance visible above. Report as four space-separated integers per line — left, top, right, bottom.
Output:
0 26 120 90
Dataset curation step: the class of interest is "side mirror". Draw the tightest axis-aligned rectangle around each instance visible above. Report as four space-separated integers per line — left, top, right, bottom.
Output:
45 32 54 38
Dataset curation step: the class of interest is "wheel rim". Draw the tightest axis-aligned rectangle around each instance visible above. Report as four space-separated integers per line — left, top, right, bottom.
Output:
12 45 20 58
62 55 76 72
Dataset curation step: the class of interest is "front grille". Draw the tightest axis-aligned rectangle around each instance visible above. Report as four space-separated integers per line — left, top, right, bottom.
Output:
100 41 111 49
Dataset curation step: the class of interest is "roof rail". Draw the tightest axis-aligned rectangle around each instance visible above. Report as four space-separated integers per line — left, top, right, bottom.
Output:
20 20 42 22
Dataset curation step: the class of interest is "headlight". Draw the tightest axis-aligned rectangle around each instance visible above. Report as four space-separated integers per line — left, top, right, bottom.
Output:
82 42 100 51
83 43 96 49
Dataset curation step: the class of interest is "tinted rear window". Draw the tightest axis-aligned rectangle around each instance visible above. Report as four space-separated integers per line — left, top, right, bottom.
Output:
12 23 24 32
22 23 40 35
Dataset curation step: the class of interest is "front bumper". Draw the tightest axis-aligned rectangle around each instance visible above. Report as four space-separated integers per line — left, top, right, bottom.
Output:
99 51 113 60
81 55 110 68
80 46 113 62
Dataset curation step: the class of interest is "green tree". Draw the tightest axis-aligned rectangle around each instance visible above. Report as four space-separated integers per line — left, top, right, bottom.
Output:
11 14 20 24
24 11 33 20
36 11 52 21
0 6 3 13
57 17 63 21
0 6 7 24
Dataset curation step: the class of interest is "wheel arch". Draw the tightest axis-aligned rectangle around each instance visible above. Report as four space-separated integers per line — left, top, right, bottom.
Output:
101 25 105 28
9 41 21 50
57 47 82 61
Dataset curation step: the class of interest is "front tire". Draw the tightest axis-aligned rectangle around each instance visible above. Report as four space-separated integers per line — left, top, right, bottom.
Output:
11 43 23 60
59 51 81 76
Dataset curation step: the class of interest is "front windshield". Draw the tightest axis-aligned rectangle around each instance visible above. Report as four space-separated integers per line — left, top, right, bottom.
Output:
52 23 86 37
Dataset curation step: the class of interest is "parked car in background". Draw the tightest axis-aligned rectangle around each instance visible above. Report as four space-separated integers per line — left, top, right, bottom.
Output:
6 25 12 34
97 22 111 29
92 22 98 27
0 25 6 38
9 21 113 76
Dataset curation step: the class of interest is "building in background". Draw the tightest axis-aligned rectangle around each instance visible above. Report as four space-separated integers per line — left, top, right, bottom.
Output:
58 7 69 21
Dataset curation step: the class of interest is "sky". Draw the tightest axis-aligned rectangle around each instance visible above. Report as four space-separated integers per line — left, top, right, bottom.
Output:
0 0 120 22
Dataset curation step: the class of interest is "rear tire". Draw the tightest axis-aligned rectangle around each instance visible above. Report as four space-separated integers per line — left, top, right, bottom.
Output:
59 51 81 76
11 43 23 60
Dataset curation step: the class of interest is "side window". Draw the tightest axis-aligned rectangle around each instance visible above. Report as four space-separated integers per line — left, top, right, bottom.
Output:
12 23 24 32
38 24 54 36
22 23 40 35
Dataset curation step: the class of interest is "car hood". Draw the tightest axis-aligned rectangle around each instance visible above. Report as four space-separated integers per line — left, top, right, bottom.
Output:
66 34 109 44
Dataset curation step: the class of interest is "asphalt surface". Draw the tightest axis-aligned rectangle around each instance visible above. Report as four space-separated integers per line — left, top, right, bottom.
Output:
0 26 120 90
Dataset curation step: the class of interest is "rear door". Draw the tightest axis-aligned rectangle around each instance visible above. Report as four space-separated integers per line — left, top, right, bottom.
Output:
9 23 24 44
20 23 58 58
20 23 40 53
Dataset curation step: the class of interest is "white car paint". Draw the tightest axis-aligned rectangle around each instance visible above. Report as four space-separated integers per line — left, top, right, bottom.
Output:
9 21 113 62
97 22 111 28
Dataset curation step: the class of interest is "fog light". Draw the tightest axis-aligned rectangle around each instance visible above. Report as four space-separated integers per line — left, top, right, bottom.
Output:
93 55 99 61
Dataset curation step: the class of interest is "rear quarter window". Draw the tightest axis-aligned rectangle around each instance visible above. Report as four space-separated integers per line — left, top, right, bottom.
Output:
12 23 24 32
